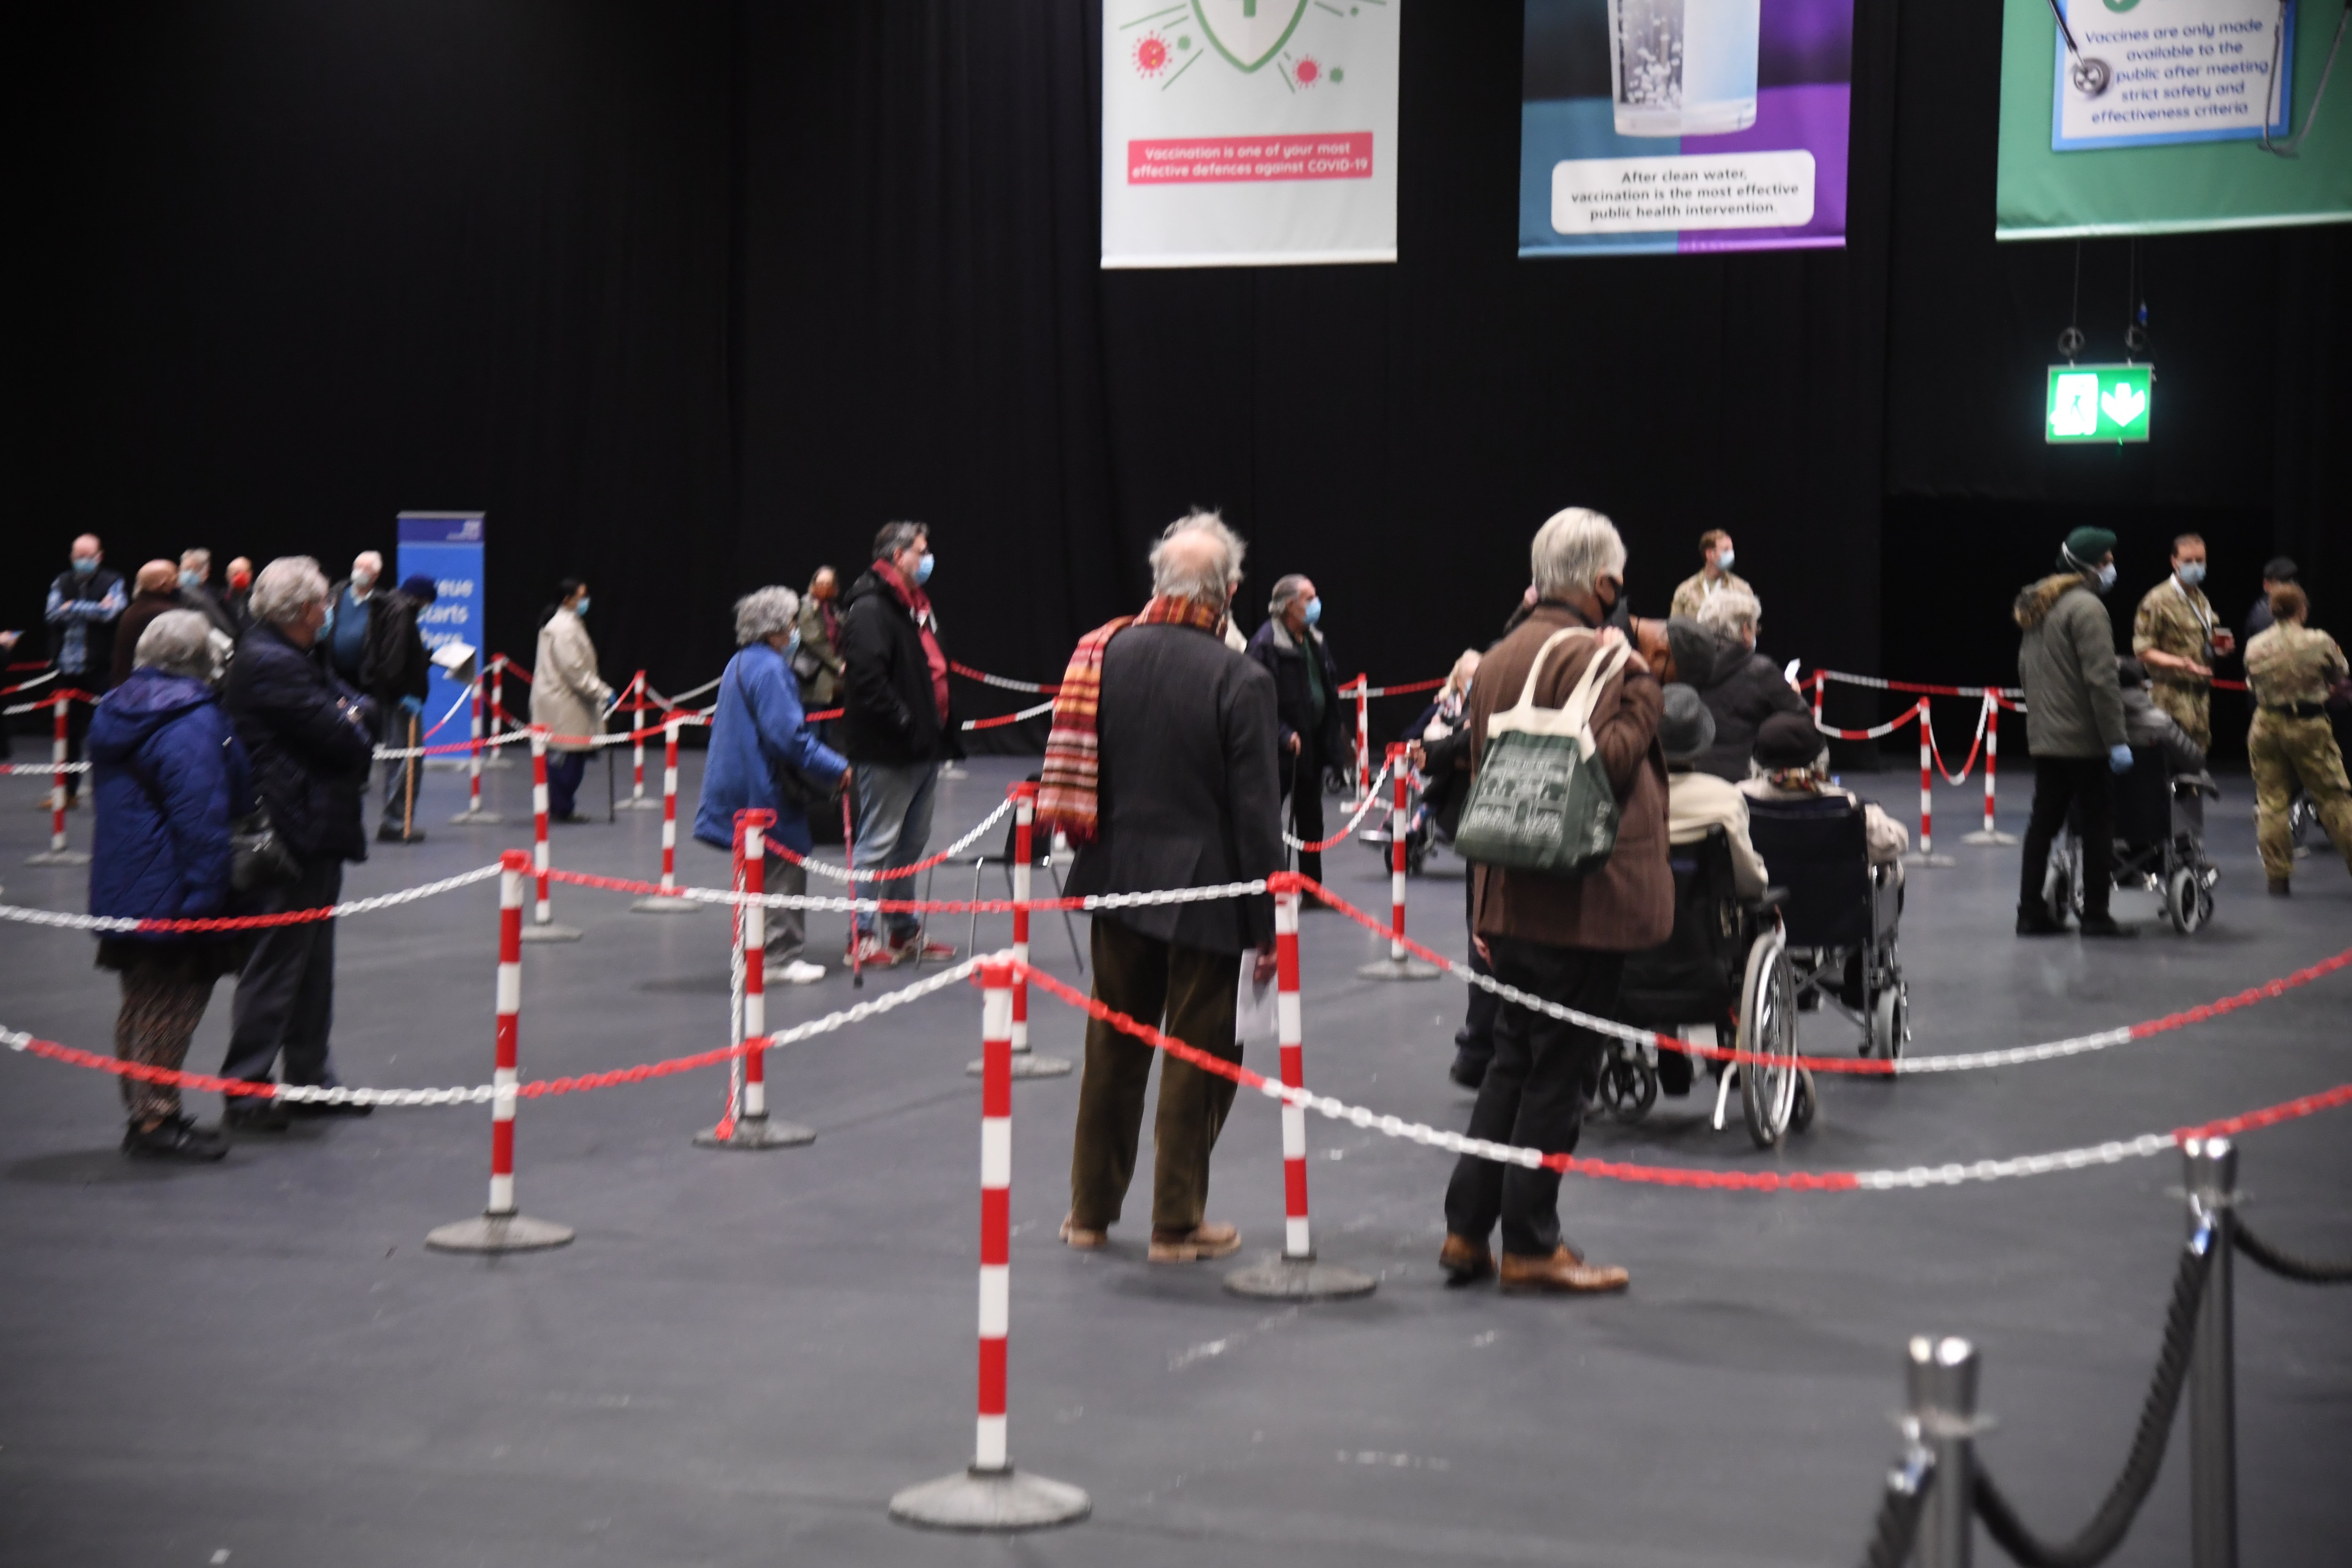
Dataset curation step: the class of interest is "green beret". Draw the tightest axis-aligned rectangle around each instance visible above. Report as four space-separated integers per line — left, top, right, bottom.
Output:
2063 526 2117 565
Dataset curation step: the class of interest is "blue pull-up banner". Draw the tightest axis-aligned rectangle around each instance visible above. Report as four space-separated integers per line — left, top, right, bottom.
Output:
396 511 486 748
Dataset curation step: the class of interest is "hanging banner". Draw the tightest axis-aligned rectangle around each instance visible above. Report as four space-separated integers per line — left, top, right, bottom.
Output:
395 512 485 746
1995 0 2352 239
1101 0 1401 269
1519 0 1855 257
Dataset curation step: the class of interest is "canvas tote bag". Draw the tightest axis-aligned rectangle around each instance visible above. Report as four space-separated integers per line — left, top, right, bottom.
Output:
1451 628 1631 878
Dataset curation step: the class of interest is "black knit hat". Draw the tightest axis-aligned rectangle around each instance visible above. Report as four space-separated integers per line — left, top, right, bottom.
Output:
1752 711 1827 771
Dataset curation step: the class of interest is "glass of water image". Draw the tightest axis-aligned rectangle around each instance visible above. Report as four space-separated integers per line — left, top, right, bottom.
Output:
1606 0 1761 137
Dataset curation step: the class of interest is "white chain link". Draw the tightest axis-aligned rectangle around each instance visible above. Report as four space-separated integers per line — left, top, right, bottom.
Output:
0 863 501 934
632 873 1267 916
959 698 1056 731
1285 759 1395 850
0 761 91 775
1813 669 2024 700
784 797 1014 883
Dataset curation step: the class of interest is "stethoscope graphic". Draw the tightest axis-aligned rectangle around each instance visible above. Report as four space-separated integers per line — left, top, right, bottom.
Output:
2043 0 2113 98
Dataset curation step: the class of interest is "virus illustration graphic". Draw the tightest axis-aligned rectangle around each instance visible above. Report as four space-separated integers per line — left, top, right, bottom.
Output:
1293 55 1321 87
1132 32 1172 77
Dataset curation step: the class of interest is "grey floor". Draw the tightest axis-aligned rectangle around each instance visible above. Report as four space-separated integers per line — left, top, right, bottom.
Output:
1 748 2347 1567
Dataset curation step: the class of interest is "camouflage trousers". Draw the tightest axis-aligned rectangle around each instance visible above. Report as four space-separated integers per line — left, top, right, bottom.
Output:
2150 680 2211 752
2249 712 2352 883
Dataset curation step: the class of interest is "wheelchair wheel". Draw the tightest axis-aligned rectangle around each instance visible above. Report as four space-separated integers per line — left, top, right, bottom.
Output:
1597 1044 1657 1123
2043 836 2083 925
2289 791 2319 849
1867 980 1909 1060
1737 931 1800 1148
1789 1067 1819 1135
2166 866 2208 934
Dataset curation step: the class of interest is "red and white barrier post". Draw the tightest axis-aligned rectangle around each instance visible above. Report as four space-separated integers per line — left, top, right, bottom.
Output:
27 691 89 867
1962 692 2017 846
519 727 582 942
449 665 501 825
631 717 699 913
1907 697 1956 868
1812 672 1825 731
968 782 1071 1080
427 850 574 1254
698 810 811 1150
890 961 1089 1532
1229 873 1377 1301
1351 676 1372 805
1359 742 1438 980
617 671 659 810
482 655 515 769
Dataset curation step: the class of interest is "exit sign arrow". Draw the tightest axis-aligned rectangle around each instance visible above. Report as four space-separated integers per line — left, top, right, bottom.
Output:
2100 382 2146 428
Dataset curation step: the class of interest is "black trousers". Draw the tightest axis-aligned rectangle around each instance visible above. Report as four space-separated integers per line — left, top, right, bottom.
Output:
1286 736 1328 889
1454 873 1500 1063
61 692 94 800
2019 755 2114 918
222 859 344 1088
1444 937 1625 1257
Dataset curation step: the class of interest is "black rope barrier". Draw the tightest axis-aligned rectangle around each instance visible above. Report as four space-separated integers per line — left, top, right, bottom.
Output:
1855 1457 1935 1568
1969 1239 2211 1568
2234 1218 2352 1284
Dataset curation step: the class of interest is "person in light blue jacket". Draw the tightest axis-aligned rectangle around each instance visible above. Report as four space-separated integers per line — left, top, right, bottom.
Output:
696 586 849 985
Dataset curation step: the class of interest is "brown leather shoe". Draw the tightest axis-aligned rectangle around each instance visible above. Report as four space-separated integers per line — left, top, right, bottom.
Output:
1498 1244 1630 1295
1148 1220 1241 1263
1438 1233 1494 1286
1058 1216 1107 1250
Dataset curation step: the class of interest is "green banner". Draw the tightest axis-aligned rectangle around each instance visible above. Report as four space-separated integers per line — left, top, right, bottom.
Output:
1996 0 2352 239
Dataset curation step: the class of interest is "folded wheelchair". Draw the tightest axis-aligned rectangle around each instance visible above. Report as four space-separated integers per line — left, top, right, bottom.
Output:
2043 744 2219 935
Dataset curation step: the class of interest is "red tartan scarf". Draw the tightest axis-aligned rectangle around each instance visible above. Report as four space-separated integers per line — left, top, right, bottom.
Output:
1036 594 1227 845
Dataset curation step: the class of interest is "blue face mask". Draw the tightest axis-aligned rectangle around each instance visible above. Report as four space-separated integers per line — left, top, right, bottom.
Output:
180 570 202 591
1302 598 1322 628
574 596 591 616
2094 563 2118 594
72 557 97 576
1716 548 1735 572
786 631 801 657
2177 562 2205 588
914 552 935 586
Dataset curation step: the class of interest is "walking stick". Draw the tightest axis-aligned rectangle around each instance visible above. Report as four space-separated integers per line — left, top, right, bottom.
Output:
403 714 419 839
843 789 864 988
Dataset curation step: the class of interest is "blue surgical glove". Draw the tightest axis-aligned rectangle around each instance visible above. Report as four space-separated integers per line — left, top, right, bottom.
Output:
2108 743 2134 774
399 695 425 717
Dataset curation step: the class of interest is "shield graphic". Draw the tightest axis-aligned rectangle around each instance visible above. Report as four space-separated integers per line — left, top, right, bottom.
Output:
1191 0 1312 74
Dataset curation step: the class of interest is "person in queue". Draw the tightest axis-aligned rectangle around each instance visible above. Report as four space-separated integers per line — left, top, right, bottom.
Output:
696 586 850 985
530 578 612 824
2244 585 2352 896
1740 711 1909 879
2013 527 2134 938
793 565 847 740
1666 588 1808 782
88 611 252 1162
1669 528 1750 621
1663 684 1768 898
222 557 256 635
177 548 240 640
323 550 383 690
2243 557 2296 645
44 533 127 809
838 522 961 968
111 561 187 690
220 557 378 1128
1406 651 1500 1088
1439 508 1661 1297
1247 573 1351 898
1046 518 1282 1264
362 574 439 842
2131 533 2232 752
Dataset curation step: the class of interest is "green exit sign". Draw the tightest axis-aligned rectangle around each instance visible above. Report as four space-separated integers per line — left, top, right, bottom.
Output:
2047 364 2153 444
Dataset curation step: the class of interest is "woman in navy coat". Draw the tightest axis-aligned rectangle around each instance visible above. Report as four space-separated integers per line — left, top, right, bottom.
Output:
695 586 849 985
87 611 253 1161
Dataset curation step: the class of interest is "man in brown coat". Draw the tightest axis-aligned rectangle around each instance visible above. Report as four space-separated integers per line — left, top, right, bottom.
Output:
1440 508 1670 1295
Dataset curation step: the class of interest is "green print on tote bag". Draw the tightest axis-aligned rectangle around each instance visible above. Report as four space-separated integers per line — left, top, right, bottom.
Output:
1452 629 1631 878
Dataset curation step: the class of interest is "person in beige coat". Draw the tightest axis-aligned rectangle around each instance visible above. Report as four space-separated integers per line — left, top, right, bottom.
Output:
530 578 612 822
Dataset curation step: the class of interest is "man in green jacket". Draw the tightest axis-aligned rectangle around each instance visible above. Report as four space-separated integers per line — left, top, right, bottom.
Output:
2015 526 2136 937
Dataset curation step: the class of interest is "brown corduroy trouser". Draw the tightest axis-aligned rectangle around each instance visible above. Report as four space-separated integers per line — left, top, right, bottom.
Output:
1067 916 1242 1236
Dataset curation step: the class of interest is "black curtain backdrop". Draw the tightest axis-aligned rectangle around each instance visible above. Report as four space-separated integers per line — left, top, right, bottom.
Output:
8 1 2345 760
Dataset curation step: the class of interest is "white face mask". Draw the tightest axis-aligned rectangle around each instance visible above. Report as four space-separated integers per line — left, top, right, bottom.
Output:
1715 547 1735 572
352 572 377 594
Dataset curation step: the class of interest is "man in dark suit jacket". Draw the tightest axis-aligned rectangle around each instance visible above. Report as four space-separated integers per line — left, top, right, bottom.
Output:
1062 523 1283 1265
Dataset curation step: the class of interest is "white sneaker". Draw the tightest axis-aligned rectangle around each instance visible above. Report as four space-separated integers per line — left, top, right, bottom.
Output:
766 959 826 986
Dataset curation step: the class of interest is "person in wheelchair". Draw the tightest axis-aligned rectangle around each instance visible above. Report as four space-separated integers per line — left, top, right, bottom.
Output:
1661 684 1768 898
1738 712 1909 881
2117 657 2214 840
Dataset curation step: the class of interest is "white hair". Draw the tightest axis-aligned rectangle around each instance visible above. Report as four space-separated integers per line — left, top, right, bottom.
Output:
734 585 802 646
1149 513 1237 607
134 610 216 681
251 556 330 628
1531 508 1626 597
180 547 212 573
1696 587 1761 639
352 550 384 578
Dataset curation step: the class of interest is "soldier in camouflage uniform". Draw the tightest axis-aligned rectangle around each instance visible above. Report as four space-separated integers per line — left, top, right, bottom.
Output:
1669 529 1752 621
2130 534 2233 752
2242 584 2352 893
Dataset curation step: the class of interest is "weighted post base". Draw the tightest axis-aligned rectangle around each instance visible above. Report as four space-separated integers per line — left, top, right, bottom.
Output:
889 1466 1090 1533
1961 829 2018 846
27 849 93 867
965 1052 1072 1079
615 796 662 812
1903 851 1959 868
518 923 583 943
630 895 700 915
1224 1253 1379 1301
481 753 516 771
425 1212 575 1254
692 1115 814 1151
448 809 504 826
1357 955 1440 981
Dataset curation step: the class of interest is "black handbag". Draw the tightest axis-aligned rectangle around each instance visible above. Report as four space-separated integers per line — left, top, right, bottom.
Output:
230 803 302 894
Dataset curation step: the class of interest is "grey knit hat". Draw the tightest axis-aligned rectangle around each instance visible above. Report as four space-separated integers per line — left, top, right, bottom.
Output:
1658 683 1716 763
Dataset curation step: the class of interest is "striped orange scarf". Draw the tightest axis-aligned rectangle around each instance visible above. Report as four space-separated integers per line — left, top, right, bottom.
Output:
1036 595 1226 845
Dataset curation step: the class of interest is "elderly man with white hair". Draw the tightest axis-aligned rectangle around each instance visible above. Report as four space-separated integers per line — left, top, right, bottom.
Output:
1438 507 1667 1297
324 549 385 688
1662 585 1810 782
1043 518 1283 1265
218 557 379 1130
694 585 850 984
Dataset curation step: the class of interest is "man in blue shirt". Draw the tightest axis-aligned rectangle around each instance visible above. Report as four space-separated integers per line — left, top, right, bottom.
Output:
43 533 128 807
322 551 382 688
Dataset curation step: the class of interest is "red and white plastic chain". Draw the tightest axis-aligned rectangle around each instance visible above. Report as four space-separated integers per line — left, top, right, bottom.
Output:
950 661 1060 696
1925 694 1994 787
765 796 1016 882
540 863 1268 915
0 863 503 935
1285 756 1397 852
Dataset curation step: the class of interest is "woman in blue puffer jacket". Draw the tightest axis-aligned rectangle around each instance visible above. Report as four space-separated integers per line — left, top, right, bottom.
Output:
695 586 849 986
87 611 253 1162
